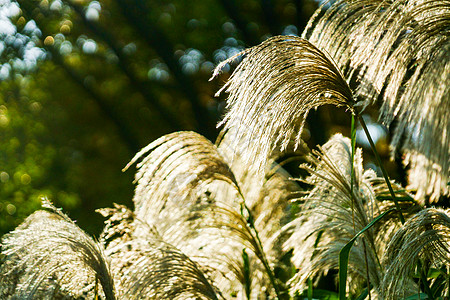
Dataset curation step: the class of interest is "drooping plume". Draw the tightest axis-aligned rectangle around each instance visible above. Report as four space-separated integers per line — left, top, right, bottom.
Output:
216 127 304 247
381 208 450 299
98 205 221 300
0 201 116 299
303 0 450 202
124 131 284 298
282 134 412 296
212 36 354 180
124 131 239 229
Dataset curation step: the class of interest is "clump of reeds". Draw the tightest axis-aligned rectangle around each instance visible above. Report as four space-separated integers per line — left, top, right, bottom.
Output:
1 0 448 299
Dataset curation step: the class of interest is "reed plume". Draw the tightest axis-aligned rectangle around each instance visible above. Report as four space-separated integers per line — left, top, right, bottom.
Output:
98 205 221 300
303 0 450 202
212 36 354 180
381 208 450 299
124 130 290 298
0 201 116 299
282 134 414 297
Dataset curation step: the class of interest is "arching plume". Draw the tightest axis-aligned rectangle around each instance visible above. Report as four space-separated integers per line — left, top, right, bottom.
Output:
381 208 450 299
303 0 450 202
0 201 116 299
124 131 287 298
124 131 238 228
98 205 221 300
212 36 354 180
216 127 304 250
282 134 414 296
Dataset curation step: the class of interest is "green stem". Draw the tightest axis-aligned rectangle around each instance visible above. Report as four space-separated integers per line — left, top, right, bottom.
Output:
356 113 405 224
237 187 284 299
418 259 434 300
243 202 285 299
242 249 251 300
350 113 357 234
308 277 313 300
362 240 372 300
353 114 373 299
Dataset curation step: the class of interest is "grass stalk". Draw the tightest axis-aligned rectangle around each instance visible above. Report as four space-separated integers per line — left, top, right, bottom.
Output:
308 277 313 300
362 240 372 300
352 114 372 299
238 187 285 300
242 249 252 300
243 202 286 299
355 112 405 224
339 208 396 300
350 114 357 234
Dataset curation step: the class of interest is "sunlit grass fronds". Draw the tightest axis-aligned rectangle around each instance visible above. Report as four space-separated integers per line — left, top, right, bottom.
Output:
353 0 450 203
405 150 449 203
302 0 382 76
124 131 238 227
211 35 354 179
177 175 298 298
304 0 450 202
110 234 221 299
124 131 285 298
98 203 223 299
381 208 450 299
216 128 274 204
97 195 271 298
122 242 221 300
97 203 139 249
217 130 303 248
181 201 277 298
0 201 115 299
217 126 307 208
283 134 397 296
123 131 243 252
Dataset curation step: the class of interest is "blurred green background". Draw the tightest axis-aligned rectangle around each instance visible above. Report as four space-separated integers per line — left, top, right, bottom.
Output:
2 0 396 237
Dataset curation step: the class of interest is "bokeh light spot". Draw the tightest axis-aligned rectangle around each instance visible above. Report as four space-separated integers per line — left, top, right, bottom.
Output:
6 204 16 215
44 35 54 46
0 172 9 183
21 174 31 185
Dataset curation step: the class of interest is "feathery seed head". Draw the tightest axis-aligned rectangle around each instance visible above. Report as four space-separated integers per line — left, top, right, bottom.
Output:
211 36 354 182
381 208 450 298
0 202 116 299
304 0 450 202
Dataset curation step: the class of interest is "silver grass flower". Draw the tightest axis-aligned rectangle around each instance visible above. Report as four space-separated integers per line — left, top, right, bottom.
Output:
303 0 450 202
282 134 408 296
98 206 221 299
0 201 115 299
124 131 281 298
162 202 273 299
211 35 354 181
215 129 304 298
217 128 304 251
381 208 450 299
99 202 251 298
124 131 239 229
